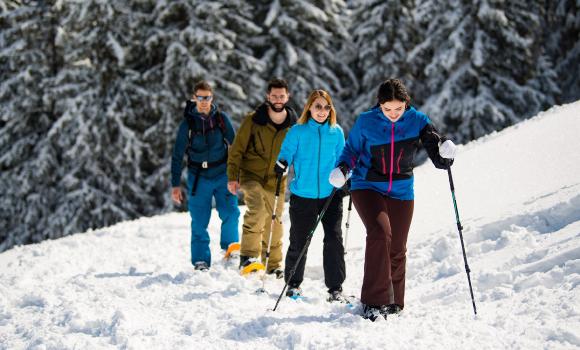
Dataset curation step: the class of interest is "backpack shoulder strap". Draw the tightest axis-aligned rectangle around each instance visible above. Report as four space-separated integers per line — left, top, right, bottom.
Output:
184 100 199 137
214 108 230 146
215 109 226 133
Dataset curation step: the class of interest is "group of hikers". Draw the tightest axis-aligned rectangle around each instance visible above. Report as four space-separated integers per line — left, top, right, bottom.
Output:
171 78 457 321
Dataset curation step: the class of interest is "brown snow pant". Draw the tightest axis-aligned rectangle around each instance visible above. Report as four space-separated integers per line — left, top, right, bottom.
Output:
240 180 285 270
352 190 414 308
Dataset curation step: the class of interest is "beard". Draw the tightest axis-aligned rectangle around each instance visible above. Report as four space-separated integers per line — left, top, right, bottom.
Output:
267 100 286 113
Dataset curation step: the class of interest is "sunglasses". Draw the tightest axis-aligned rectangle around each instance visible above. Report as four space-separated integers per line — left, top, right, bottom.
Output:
195 95 212 102
313 103 331 111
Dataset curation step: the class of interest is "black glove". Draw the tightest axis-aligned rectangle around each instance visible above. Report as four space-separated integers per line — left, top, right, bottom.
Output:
274 159 288 175
443 158 454 168
433 157 454 170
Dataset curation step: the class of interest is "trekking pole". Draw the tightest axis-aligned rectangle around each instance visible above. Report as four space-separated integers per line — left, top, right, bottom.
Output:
343 194 353 255
272 187 338 311
447 166 477 315
256 173 283 294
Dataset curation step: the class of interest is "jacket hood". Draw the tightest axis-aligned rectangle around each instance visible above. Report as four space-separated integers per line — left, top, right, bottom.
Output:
252 102 297 129
189 102 218 119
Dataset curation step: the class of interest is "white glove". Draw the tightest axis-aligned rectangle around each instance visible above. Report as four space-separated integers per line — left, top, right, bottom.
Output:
439 140 457 159
329 167 348 188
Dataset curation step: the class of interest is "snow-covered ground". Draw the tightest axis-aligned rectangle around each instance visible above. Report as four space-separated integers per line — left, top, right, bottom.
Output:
1 101 579 349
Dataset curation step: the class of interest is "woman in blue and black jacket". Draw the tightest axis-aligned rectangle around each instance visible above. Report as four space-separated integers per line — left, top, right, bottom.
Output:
329 79 457 321
274 89 347 302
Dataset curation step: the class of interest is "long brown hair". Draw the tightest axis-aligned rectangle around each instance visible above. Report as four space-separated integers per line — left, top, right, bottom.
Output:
298 89 337 126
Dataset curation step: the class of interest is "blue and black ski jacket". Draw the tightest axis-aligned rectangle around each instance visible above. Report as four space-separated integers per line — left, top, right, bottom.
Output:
339 106 449 200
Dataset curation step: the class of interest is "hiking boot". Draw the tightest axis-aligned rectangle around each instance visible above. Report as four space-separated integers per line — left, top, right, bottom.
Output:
327 289 349 303
193 261 209 271
267 268 284 279
239 256 265 275
383 304 403 315
285 287 302 298
239 255 257 269
362 304 385 322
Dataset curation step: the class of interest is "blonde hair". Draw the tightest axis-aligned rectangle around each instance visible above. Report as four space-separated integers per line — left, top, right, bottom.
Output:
298 89 337 126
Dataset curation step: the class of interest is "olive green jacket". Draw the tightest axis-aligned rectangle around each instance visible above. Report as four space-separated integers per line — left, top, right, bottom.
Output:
227 103 297 191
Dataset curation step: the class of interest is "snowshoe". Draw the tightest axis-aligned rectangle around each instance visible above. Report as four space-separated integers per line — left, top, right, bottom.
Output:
193 261 209 272
239 256 265 276
327 290 350 304
383 304 403 316
223 242 241 260
267 268 284 279
362 304 386 322
285 287 303 300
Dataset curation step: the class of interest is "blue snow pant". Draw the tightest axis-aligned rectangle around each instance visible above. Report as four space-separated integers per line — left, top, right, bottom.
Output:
187 171 240 266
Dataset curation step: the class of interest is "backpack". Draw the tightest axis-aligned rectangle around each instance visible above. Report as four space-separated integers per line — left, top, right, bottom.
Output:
183 100 229 161
183 100 229 195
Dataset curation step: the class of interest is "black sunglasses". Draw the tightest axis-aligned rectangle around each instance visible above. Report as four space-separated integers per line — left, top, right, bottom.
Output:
313 103 331 111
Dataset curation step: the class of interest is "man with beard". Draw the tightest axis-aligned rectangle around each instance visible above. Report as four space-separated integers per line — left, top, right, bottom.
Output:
227 78 297 278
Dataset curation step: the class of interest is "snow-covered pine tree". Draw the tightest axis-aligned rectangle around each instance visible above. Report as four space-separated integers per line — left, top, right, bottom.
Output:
546 0 580 104
408 0 559 143
0 0 278 252
149 0 266 128
250 0 358 126
349 0 419 115
2 0 575 253
27 0 167 247
0 0 62 250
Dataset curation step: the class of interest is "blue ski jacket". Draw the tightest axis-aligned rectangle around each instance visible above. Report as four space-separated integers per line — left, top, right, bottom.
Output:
339 106 449 200
171 102 235 187
278 118 345 199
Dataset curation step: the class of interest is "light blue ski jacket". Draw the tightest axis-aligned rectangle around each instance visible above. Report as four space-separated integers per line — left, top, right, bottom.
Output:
278 118 345 199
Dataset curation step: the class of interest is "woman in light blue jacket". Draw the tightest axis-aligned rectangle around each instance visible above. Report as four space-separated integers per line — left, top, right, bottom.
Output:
274 89 347 302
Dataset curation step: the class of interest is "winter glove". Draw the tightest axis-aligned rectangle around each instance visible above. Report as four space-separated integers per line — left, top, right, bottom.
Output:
439 140 457 159
329 163 350 188
274 159 288 175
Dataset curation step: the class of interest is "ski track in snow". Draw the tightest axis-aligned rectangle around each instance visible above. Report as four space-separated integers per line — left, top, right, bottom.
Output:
1 101 580 349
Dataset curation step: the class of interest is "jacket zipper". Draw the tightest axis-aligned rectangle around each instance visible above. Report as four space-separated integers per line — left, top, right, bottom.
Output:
317 127 321 198
388 123 395 193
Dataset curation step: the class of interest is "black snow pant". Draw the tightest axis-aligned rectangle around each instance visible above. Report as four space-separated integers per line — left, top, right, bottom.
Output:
284 193 345 292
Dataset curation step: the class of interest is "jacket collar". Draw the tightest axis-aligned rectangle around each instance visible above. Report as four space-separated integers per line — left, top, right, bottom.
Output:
252 102 297 129
191 103 217 120
307 117 329 130
371 105 415 123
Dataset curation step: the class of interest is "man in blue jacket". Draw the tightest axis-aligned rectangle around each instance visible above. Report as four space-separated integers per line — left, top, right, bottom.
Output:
171 81 240 271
